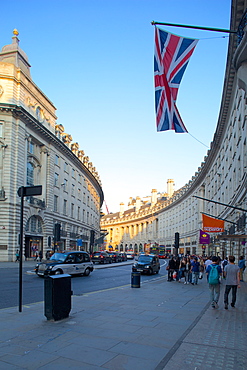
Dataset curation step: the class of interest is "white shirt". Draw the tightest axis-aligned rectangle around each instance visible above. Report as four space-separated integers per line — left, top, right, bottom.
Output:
204 259 212 268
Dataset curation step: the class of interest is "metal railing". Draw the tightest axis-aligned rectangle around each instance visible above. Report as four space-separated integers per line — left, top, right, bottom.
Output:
238 9 247 44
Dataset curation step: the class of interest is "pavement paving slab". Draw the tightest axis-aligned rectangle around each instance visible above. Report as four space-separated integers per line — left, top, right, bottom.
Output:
0 262 246 370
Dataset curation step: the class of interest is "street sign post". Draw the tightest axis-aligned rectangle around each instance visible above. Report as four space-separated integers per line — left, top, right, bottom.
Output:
17 185 42 312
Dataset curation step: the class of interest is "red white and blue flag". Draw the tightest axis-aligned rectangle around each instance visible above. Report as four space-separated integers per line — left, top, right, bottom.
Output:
154 27 198 133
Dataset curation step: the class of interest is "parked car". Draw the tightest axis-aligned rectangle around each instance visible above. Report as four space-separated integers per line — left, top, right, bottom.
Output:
91 251 112 264
107 251 122 263
126 252 135 259
34 251 94 277
118 252 127 261
132 254 160 275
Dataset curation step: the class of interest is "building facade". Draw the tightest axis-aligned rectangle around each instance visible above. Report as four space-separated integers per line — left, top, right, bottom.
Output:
101 0 247 260
0 30 104 261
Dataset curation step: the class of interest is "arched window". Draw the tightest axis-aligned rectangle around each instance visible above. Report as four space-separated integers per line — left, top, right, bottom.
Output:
25 216 42 233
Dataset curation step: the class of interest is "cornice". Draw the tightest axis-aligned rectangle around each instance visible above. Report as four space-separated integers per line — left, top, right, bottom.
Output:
0 103 104 206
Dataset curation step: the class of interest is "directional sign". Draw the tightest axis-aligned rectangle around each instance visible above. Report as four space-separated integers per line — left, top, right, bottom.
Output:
17 185 42 197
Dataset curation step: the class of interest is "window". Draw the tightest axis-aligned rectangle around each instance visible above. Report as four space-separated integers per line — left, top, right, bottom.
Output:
83 209 85 222
63 178 68 191
71 203 74 218
27 162 34 185
77 206 80 220
84 254 90 262
71 183 75 196
26 216 42 233
63 199 67 215
28 141 34 154
0 121 3 138
55 155 59 166
54 195 58 212
64 162 68 172
54 173 59 187
72 168 75 178
31 216 36 232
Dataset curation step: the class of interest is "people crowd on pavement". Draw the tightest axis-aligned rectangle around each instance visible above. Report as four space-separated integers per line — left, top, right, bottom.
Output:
166 253 245 310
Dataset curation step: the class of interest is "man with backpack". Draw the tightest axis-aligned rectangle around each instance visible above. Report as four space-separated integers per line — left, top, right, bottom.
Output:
206 256 222 309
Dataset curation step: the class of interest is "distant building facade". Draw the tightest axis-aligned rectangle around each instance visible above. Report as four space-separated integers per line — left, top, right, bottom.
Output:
0 30 103 261
101 0 247 259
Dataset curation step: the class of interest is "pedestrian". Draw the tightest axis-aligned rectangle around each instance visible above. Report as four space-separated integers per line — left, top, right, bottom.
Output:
167 257 176 282
238 256 246 282
46 250 50 260
204 256 212 270
174 256 180 281
221 257 228 278
178 257 186 282
15 249 20 262
191 257 200 285
224 255 240 309
188 256 193 283
38 250 43 262
206 256 222 309
183 257 191 284
199 257 204 279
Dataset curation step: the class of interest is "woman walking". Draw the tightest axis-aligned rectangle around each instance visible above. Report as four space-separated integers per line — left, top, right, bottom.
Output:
183 257 191 284
178 257 186 282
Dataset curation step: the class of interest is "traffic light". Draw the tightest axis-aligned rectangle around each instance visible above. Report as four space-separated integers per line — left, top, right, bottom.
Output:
90 230 95 246
175 232 179 248
54 223 61 242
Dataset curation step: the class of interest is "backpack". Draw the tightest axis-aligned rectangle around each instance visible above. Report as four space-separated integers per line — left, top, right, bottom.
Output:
208 264 219 285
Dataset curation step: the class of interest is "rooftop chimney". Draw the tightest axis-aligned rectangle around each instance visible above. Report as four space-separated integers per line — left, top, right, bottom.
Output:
151 189 157 206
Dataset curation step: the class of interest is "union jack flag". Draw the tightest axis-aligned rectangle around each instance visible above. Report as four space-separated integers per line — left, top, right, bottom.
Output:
154 27 198 133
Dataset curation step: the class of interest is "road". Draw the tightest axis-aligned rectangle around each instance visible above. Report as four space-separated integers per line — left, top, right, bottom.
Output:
0 260 168 309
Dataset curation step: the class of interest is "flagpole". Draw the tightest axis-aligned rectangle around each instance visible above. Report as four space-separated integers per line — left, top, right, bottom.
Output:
193 195 247 213
151 21 237 34
201 212 237 225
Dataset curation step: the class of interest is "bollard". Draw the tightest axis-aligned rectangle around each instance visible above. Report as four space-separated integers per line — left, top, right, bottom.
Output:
131 271 141 288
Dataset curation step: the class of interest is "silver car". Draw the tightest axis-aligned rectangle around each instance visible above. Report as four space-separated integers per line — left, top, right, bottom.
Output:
35 251 94 277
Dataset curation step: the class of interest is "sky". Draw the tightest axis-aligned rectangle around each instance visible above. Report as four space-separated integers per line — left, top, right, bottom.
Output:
0 0 232 213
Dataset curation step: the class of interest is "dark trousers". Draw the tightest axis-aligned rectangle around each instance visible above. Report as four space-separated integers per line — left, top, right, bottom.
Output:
224 285 237 305
168 269 174 281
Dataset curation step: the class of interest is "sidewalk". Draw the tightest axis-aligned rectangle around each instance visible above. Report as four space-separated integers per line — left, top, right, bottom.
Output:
0 271 246 369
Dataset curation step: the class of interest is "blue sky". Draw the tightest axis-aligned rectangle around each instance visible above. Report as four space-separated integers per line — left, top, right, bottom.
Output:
1 0 231 212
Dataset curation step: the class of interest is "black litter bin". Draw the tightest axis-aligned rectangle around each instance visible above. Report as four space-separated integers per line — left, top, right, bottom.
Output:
131 271 141 288
44 274 72 321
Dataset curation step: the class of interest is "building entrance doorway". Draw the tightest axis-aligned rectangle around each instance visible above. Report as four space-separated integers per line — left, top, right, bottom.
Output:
25 236 43 259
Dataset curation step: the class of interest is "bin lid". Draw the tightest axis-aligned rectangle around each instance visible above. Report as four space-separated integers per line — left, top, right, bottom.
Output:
48 274 71 279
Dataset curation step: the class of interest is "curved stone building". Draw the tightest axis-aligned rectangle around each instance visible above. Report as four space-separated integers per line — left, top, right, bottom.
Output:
101 0 247 259
0 31 103 261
